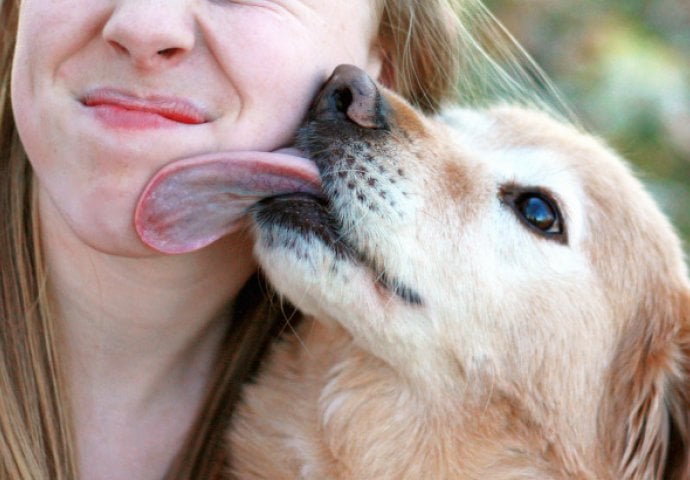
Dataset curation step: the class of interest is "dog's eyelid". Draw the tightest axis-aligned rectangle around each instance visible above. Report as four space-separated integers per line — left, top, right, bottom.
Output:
499 184 568 245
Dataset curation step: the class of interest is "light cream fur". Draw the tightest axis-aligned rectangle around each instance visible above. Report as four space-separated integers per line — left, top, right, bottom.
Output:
227 88 690 479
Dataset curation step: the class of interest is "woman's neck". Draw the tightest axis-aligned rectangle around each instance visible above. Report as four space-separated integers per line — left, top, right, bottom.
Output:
39 194 257 479
46 224 256 396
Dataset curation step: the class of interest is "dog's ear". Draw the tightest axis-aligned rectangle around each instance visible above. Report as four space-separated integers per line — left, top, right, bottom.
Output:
603 289 690 479
663 299 690 480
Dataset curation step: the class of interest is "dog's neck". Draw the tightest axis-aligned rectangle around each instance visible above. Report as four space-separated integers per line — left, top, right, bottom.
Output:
230 316 609 478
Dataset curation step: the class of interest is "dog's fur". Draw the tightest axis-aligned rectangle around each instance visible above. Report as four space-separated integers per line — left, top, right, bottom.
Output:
227 69 690 479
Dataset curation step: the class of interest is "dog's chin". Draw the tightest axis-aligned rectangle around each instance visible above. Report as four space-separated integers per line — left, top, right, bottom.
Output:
250 193 423 310
251 192 354 260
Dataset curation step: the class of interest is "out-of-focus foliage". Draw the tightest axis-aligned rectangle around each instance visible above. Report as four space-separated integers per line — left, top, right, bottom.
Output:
484 0 690 255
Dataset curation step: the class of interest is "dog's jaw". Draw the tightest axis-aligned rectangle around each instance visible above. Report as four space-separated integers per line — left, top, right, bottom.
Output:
249 82 448 374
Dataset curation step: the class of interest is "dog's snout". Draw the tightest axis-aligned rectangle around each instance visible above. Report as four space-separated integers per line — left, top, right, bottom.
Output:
311 64 388 130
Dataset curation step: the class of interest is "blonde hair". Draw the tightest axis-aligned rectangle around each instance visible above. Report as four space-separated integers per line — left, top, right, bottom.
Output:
0 0 559 477
0 0 78 478
378 0 463 112
380 0 572 119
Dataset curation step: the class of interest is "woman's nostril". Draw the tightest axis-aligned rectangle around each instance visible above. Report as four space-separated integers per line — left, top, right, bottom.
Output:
157 47 178 58
333 88 353 114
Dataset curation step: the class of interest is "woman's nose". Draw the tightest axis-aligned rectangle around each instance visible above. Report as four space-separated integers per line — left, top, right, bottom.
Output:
103 0 195 71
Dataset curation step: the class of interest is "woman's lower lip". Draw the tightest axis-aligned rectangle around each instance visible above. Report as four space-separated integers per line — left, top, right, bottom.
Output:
88 104 198 130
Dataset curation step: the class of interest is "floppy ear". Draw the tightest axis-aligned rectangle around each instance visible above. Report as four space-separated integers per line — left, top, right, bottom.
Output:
604 290 690 479
663 302 690 480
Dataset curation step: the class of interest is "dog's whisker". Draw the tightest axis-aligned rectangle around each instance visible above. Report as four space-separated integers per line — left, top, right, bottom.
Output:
480 381 497 426
418 205 444 224
322 168 370 178
285 316 314 358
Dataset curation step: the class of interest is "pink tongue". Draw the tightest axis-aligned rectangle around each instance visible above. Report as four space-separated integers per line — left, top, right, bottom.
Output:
134 150 320 254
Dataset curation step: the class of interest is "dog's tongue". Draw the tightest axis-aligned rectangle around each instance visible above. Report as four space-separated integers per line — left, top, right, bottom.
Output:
135 149 320 254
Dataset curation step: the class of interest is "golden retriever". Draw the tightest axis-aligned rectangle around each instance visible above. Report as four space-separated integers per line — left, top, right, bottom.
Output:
221 65 690 479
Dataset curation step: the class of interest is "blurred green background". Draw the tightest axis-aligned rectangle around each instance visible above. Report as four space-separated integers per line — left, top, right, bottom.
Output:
484 0 690 256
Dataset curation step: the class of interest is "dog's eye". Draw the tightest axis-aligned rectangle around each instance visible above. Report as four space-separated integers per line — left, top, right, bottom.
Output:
501 187 566 243
516 194 559 233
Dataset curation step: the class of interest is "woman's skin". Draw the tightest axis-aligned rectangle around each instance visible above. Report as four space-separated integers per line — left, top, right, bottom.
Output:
11 1 383 478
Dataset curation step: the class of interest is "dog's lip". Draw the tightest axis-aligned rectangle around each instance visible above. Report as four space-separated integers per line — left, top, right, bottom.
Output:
252 191 353 255
252 190 423 306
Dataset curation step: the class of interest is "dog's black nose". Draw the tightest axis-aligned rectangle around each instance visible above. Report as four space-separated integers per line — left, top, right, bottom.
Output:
310 64 388 130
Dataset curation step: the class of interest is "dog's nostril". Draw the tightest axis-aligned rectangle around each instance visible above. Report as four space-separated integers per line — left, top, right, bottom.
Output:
333 88 354 115
312 64 388 130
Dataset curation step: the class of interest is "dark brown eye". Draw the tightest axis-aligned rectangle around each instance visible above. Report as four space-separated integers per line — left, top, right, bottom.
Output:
501 187 566 243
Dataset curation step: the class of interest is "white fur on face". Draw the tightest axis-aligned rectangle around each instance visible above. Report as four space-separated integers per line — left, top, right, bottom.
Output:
252 101 620 405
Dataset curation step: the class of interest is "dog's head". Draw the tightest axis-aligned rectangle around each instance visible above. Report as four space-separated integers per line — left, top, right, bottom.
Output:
250 65 690 477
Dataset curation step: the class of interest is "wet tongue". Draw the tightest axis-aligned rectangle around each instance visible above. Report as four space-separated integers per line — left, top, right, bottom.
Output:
134 149 320 254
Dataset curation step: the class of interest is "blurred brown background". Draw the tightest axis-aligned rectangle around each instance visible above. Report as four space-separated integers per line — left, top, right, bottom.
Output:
484 0 690 255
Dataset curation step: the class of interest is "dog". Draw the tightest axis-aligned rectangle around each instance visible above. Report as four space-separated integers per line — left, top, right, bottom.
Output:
225 65 690 479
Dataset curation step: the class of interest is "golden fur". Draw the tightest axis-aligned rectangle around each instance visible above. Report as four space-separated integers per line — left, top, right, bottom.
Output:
227 70 690 479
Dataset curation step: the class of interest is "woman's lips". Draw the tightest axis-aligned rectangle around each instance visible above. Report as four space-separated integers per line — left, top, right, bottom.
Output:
82 88 209 129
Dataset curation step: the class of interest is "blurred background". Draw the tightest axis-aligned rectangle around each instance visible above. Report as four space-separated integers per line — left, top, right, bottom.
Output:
482 0 690 256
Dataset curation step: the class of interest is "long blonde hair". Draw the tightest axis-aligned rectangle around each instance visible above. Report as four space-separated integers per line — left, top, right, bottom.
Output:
380 0 572 118
0 0 78 478
0 0 559 478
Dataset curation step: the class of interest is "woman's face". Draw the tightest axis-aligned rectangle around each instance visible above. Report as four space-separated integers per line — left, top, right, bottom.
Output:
11 0 382 256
